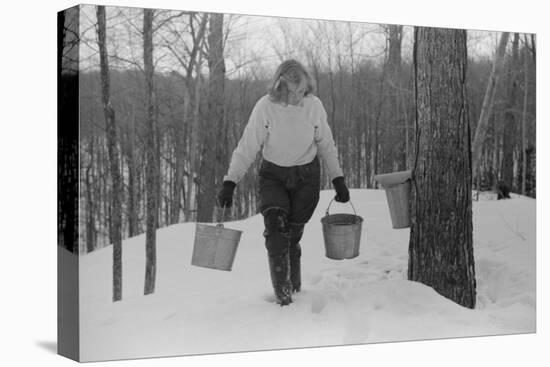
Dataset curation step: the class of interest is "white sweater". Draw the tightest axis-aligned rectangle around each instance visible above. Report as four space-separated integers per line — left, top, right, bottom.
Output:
223 94 343 183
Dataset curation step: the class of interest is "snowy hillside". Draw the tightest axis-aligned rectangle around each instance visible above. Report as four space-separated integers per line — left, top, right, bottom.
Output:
79 189 536 362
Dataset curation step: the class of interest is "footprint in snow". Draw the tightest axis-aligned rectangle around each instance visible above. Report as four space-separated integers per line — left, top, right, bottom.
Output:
309 273 323 285
98 317 118 326
162 312 177 321
263 293 276 303
311 294 327 314
343 312 371 344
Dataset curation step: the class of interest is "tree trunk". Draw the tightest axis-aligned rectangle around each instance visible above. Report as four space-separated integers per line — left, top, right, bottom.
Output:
85 138 96 253
530 34 536 66
126 105 139 237
409 27 476 309
385 25 404 171
197 13 225 222
471 32 509 174
521 37 529 195
183 84 194 221
501 33 519 191
165 14 208 222
171 119 184 224
143 8 157 295
186 64 203 221
372 66 386 178
97 5 123 302
155 106 162 229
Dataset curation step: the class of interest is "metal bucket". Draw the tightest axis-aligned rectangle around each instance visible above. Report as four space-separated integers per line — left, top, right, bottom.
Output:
191 222 242 271
384 181 410 229
321 199 363 260
374 170 412 229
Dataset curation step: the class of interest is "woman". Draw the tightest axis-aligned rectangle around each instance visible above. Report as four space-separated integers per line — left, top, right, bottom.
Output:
217 59 350 306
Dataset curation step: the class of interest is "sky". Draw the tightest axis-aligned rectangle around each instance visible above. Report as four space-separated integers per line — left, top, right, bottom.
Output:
77 4 506 79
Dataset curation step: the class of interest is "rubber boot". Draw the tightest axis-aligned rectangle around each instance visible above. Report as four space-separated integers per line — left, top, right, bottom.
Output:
268 253 293 306
289 243 301 293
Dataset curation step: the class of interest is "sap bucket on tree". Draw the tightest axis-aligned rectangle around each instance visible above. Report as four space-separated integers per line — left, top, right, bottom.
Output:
321 199 364 260
374 170 412 229
191 206 242 271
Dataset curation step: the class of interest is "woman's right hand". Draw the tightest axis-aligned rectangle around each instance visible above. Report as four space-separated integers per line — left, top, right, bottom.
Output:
217 180 236 208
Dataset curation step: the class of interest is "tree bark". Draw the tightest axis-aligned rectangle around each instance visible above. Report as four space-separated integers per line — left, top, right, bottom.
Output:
85 138 96 253
530 34 536 66
183 83 194 221
385 25 404 171
171 118 184 224
143 8 158 295
186 63 203 221
373 65 386 178
197 13 225 222
521 37 529 196
409 27 476 309
501 33 519 191
126 104 139 236
97 5 123 302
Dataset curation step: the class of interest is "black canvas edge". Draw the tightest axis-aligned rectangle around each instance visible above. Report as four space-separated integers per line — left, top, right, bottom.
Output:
57 4 81 362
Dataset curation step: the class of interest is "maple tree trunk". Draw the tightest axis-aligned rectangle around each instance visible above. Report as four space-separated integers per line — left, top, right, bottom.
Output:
409 27 476 309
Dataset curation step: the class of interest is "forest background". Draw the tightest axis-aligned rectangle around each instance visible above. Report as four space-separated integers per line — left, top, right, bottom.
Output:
70 6 536 253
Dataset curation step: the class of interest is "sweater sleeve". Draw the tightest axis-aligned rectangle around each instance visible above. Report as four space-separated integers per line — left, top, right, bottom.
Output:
314 98 344 181
223 99 268 183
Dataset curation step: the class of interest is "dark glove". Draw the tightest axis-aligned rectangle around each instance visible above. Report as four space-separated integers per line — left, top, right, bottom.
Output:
332 176 350 203
217 180 236 208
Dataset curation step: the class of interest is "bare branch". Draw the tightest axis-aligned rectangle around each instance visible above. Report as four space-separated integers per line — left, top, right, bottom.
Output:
110 54 144 72
153 11 187 32
162 41 190 71
118 9 143 35
153 53 169 69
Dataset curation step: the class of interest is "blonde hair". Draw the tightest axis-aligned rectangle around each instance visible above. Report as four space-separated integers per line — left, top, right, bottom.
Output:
267 59 316 103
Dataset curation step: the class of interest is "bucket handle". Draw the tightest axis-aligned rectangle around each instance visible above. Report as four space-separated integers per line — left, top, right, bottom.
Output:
325 199 359 222
216 204 227 228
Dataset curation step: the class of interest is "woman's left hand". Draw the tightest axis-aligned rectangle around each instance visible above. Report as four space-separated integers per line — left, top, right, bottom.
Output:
332 176 350 203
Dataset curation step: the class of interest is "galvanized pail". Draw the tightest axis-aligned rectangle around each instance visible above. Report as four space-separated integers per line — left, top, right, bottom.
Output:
374 170 412 229
321 199 363 260
384 181 410 228
191 210 242 271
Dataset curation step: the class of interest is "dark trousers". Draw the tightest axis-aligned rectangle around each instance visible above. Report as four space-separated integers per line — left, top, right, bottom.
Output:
258 156 321 258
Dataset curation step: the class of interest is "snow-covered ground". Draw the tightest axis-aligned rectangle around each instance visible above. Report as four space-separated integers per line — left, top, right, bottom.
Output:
79 189 536 362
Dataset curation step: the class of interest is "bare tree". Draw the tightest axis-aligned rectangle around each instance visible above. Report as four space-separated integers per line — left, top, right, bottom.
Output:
409 27 476 309
521 35 529 195
530 34 536 65
97 5 123 302
471 32 509 175
197 13 226 222
160 12 209 222
143 8 158 295
58 8 80 254
84 137 97 252
382 24 405 172
502 33 519 190
121 97 140 236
